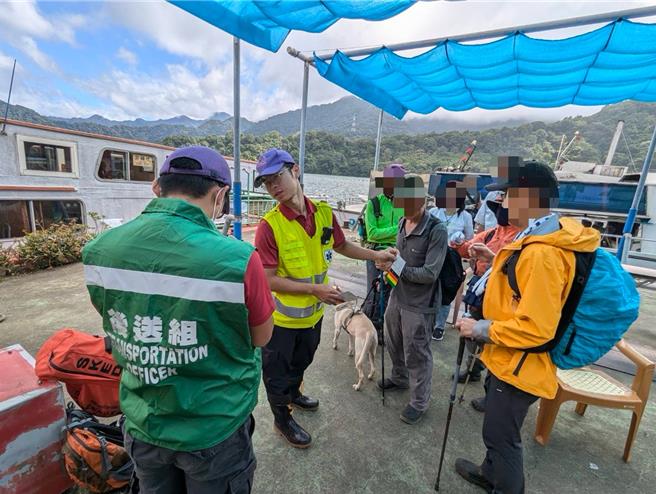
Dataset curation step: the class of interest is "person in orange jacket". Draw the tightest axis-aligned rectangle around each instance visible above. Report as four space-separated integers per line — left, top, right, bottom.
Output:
454 160 600 494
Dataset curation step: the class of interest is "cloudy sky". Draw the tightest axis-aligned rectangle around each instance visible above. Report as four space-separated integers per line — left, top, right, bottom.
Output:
0 0 653 124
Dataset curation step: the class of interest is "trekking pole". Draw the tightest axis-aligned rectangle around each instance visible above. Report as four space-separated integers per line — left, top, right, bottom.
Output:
434 336 466 492
379 272 386 406
458 343 482 404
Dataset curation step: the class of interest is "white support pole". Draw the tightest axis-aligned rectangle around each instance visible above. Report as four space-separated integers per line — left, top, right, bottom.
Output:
373 109 384 171
233 37 242 240
299 61 309 186
618 124 656 262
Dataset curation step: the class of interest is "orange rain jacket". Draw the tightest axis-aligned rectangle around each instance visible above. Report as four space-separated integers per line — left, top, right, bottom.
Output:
479 217 600 399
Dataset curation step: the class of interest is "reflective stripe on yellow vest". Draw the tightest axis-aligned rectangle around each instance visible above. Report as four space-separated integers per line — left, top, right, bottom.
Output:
264 200 334 329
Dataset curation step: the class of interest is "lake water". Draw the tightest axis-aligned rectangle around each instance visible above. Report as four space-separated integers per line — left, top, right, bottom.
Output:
302 173 369 204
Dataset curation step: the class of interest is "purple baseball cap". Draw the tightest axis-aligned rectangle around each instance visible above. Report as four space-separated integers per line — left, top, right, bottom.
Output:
254 148 295 187
160 146 231 186
383 163 406 178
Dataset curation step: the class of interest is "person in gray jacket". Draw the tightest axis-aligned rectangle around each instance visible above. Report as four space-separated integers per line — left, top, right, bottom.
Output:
376 175 448 424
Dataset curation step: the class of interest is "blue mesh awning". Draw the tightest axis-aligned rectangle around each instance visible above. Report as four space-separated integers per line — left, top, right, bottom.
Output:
168 0 416 52
313 19 656 119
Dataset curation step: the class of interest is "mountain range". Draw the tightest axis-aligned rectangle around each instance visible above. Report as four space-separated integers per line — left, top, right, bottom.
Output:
0 96 531 143
4 95 656 178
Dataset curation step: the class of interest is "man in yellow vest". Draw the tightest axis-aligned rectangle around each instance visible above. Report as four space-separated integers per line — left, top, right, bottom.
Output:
254 148 396 448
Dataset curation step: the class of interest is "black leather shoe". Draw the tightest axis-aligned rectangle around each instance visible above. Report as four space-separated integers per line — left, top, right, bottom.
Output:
271 405 312 449
400 404 424 425
291 394 319 411
455 458 493 493
471 396 486 413
376 378 409 391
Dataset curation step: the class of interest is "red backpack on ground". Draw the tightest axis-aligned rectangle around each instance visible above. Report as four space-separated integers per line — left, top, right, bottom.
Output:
35 328 121 417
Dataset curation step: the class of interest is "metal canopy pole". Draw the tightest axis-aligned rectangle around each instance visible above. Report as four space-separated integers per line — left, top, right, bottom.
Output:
617 124 656 262
233 37 242 240
299 61 309 186
373 109 384 171
287 5 656 64
1 59 16 135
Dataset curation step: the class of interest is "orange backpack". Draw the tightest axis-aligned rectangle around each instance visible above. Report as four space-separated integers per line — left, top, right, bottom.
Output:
62 408 134 493
35 328 121 417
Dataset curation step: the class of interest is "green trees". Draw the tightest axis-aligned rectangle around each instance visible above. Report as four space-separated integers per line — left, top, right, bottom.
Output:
161 101 656 177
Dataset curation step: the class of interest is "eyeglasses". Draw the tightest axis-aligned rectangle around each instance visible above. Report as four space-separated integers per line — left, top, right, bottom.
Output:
259 167 290 188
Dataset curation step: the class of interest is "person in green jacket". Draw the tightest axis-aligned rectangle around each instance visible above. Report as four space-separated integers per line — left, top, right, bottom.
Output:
362 163 406 328
82 146 274 494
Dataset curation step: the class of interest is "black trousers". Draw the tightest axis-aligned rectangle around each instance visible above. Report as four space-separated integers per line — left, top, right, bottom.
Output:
481 373 539 494
124 416 255 494
261 318 322 406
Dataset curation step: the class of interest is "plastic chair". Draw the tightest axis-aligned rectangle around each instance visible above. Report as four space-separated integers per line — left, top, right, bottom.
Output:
534 339 654 462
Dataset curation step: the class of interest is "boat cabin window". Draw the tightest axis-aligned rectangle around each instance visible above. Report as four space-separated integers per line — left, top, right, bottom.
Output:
98 149 156 182
0 201 30 239
17 135 78 178
0 200 83 239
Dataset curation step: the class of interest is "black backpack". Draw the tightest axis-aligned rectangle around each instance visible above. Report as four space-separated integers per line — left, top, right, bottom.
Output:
425 218 466 306
439 247 466 305
357 196 382 245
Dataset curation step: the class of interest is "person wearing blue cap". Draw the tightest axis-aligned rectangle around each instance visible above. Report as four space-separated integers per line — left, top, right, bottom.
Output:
254 148 397 448
82 146 274 493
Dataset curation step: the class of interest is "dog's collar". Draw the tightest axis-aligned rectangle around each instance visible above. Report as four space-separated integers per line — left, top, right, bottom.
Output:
340 308 362 336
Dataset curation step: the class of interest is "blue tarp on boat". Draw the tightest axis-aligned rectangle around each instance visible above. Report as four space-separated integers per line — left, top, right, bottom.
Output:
168 0 416 52
314 19 656 119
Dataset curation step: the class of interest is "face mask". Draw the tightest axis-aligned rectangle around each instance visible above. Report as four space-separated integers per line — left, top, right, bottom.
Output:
495 205 509 226
211 189 225 223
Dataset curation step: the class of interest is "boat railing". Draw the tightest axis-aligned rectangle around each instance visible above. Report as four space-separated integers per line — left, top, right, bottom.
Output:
334 196 367 210
240 195 277 225
601 233 656 268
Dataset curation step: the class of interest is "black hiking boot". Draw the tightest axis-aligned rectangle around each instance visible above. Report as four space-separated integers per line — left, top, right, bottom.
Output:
376 378 409 391
470 396 486 413
400 404 424 425
271 405 312 448
452 368 482 384
291 394 319 411
455 458 493 493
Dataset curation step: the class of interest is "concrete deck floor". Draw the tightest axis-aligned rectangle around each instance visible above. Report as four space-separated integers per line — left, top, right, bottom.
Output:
1 250 655 494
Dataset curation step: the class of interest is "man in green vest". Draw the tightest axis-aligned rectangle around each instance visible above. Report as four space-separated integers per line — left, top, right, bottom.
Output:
82 146 274 493
362 163 406 332
254 148 396 448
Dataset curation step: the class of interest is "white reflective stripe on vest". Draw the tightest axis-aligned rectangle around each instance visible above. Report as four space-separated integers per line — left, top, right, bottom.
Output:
286 271 327 285
274 298 323 319
84 265 245 304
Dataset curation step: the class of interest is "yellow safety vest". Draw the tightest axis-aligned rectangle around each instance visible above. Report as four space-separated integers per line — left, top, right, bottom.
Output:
263 200 334 329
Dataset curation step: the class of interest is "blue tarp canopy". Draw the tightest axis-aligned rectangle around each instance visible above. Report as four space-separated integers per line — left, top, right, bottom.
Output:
314 19 656 119
168 0 416 52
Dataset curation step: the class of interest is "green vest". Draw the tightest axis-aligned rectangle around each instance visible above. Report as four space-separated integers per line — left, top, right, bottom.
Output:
365 194 404 248
82 198 260 451
263 200 334 329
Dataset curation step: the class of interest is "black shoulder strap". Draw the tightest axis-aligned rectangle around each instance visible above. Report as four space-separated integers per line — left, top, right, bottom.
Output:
510 249 597 375
502 249 522 301
426 217 444 308
484 228 497 245
104 336 112 354
528 250 596 354
372 196 382 218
